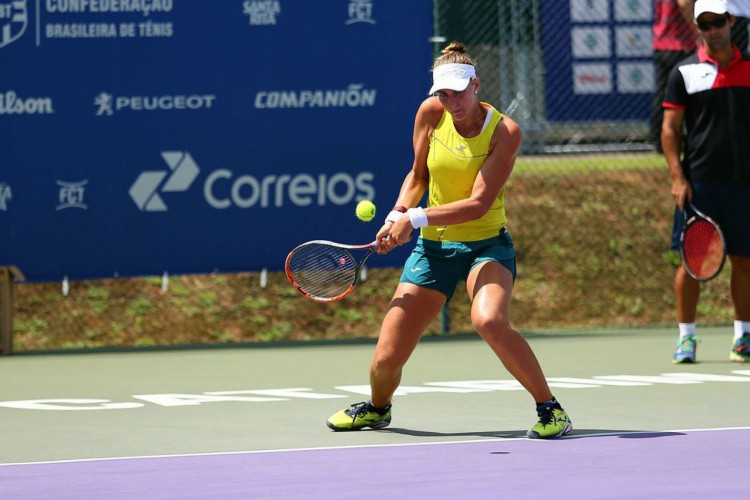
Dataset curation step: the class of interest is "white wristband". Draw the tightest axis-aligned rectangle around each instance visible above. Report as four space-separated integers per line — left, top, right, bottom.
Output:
407 207 428 228
385 210 405 224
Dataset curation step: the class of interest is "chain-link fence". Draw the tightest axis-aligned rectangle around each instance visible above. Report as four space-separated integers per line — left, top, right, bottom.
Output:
432 0 735 333
9 1 736 352
434 0 653 153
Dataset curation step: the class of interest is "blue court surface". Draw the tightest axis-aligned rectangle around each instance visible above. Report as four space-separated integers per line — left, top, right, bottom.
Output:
1 326 748 499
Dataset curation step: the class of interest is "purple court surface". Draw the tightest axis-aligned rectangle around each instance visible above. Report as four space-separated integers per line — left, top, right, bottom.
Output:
2 428 747 499
3 328 749 499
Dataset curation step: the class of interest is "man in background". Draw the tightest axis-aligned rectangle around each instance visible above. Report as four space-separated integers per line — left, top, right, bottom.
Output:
661 0 750 364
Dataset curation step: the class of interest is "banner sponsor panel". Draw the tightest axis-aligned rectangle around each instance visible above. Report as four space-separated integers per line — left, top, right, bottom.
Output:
541 0 653 121
0 0 431 281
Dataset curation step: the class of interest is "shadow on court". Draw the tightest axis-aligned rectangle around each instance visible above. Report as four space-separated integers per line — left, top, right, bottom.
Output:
382 428 686 440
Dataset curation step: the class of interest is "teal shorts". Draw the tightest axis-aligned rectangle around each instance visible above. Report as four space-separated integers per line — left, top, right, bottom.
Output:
399 229 516 301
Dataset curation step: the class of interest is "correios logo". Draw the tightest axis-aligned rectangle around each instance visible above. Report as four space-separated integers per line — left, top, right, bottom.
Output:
204 168 375 209
0 0 28 49
129 151 376 212
129 151 200 212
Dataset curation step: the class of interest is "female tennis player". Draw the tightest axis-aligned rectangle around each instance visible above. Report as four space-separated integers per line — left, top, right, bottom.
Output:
326 42 572 438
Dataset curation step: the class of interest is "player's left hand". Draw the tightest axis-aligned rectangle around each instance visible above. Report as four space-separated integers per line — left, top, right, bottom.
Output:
385 216 413 249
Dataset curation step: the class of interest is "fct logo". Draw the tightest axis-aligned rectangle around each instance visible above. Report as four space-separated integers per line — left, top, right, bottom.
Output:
129 152 200 212
345 0 375 25
56 180 88 210
0 0 28 49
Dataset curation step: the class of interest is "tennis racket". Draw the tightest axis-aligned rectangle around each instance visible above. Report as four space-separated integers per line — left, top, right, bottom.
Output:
680 202 726 282
285 240 377 302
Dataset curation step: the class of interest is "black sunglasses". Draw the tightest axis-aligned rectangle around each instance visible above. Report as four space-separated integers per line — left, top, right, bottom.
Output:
697 15 729 31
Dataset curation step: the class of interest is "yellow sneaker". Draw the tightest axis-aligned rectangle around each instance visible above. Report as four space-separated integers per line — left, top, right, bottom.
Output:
327 401 392 431
527 403 572 439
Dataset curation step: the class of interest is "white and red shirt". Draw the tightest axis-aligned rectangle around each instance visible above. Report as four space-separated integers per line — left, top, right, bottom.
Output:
664 44 750 181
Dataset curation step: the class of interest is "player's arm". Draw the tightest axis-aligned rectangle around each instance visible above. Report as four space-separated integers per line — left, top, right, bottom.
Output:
376 98 441 251
395 98 438 206
677 0 694 24
662 62 691 211
662 107 691 210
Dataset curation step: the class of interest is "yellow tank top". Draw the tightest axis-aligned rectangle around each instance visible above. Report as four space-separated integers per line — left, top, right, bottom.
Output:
421 103 507 242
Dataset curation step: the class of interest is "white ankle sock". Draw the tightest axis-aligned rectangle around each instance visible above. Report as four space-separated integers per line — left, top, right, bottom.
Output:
734 321 750 340
679 323 696 339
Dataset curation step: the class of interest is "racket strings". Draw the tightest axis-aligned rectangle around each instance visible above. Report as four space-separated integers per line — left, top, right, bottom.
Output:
683 220 724 279
287 244 357 299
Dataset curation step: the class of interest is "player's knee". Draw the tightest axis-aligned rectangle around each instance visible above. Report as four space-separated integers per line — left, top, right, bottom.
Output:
472 313 512 340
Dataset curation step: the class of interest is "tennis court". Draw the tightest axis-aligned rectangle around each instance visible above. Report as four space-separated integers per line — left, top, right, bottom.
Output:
2 326 748 498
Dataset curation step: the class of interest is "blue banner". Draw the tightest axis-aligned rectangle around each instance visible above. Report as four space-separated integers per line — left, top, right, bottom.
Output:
540 0 653 121
0 0 433 282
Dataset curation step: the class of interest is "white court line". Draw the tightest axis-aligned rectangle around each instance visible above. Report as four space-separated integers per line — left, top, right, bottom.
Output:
2 426 749 468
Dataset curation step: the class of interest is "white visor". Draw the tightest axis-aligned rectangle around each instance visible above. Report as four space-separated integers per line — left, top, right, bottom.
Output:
429 63 476 95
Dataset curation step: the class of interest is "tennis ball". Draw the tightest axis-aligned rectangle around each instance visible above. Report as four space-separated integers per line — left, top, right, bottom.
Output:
355 200 376 222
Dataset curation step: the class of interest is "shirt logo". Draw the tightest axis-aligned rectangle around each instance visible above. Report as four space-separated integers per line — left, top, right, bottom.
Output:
679 62 718 95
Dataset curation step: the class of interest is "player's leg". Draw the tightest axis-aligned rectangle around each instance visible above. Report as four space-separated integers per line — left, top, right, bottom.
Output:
369 283 446 406
700 181 750 361
466 260 571 438
725 182 750 360
466 261 549 400
673 264 701 360
672 205 701 362
729 254 750 362
327 237 454 431
325 283 445 431
672 262 701 362
675 264 701 323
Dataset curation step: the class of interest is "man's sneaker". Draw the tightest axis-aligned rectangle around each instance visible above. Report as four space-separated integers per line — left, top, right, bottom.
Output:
673 335 698 364
327 401 392 431
730 333 750 362
527 403 572 439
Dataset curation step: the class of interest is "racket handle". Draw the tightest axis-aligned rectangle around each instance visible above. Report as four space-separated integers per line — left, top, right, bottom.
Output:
371 235 392 250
